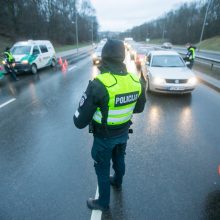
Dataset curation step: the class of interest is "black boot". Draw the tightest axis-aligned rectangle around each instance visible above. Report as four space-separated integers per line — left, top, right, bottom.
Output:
87 198 109 211
110 175 122 190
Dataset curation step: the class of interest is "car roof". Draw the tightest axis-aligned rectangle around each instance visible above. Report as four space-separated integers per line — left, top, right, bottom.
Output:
96 46 103 52
14 40 51 46
150 50 179 56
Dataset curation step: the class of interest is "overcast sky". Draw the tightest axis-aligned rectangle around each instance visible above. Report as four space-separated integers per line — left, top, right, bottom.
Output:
90 0 195 32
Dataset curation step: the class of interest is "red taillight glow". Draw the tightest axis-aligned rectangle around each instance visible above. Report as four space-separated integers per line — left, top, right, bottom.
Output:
137 54 144 62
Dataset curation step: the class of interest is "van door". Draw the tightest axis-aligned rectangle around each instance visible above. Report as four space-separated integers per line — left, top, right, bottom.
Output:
39 45 50 67
32 46 43 68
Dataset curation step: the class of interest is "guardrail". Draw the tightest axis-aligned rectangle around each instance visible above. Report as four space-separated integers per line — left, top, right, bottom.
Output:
146 43 220 70
178 51 220 70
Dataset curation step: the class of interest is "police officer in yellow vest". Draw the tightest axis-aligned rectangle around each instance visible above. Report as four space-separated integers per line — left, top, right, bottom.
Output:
3 47 19 81
184 44 196 69
73 39 146 211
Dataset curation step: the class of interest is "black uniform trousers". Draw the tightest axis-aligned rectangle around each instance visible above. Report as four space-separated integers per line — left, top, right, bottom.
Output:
91 132 129 207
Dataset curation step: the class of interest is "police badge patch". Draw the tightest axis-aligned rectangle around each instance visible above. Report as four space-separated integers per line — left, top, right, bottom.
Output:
79 93 87 107
115 91 139 107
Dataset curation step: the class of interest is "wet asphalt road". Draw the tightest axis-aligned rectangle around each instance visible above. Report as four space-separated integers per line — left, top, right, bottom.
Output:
0 54 220 220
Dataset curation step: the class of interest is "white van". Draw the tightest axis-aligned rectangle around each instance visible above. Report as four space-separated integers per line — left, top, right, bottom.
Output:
10 40 56 74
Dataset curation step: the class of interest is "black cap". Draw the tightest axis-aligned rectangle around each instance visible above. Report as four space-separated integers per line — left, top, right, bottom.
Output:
101 39 125 62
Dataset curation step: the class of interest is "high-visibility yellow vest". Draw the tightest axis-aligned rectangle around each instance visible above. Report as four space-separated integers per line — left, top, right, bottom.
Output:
4 51 14 62
93 72 142 125
189 47 195 60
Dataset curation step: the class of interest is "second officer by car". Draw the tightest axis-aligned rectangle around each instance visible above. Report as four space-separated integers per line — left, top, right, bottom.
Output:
73 39 146 211
184 43 196 69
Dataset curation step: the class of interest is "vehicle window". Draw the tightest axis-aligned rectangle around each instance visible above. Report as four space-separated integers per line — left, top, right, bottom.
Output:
96 46 103 52
33 46 40 55
11 46 31 55
147 54 151 64
40 45 48 53
151 55 185 67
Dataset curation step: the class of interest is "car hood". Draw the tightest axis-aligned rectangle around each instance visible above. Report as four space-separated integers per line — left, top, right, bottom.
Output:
149 66 195 79
13 54 28 62
95 51 102 57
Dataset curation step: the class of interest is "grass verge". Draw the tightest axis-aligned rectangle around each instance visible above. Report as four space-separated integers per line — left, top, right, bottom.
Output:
196 36 220 52
54 42 91 52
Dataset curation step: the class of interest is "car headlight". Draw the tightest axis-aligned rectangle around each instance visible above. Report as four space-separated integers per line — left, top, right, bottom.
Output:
153 77 165 85
22 60 29 64
92 53 97 59
188 77 197 85
2 60 6 65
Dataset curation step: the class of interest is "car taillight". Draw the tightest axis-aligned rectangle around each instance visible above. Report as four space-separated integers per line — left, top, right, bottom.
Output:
137 55 144 62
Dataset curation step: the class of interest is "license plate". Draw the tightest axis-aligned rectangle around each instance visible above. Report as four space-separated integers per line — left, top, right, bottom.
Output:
169 87 185 91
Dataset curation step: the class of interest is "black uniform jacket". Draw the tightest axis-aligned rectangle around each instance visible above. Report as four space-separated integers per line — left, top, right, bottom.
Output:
73 39 146 137
73 72 146 138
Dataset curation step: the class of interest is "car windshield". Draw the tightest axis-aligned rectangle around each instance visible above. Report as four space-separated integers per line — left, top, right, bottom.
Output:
11 46 31 55
151 55 185 67
137 47 152 54
96 46 103 52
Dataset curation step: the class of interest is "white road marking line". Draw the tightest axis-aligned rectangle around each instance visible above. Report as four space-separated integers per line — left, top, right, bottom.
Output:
90 186 102 220
68 65 77 71
0 98 16 109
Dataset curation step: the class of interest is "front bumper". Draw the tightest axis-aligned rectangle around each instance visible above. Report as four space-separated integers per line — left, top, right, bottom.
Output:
150 83 196 94
14 63 31 73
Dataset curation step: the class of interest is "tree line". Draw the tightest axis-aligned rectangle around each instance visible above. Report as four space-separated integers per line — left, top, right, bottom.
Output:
0 0 98 45
119 0 220 44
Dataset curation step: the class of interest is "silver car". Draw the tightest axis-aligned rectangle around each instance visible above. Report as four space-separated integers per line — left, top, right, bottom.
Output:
92 45 103 65
142 50 197 94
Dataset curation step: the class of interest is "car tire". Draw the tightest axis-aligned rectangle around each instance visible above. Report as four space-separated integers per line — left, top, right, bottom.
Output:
136 64 141 70
51 58 56 67
31 64 37 75
146 77 151 94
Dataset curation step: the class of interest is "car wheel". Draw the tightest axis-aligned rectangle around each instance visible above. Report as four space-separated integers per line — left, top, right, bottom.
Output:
145 77 151 94
51 58 56 67
136 64 141 70
31 64 37 75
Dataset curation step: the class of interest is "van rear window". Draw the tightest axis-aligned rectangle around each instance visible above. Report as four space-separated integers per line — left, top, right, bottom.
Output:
40 45 48 53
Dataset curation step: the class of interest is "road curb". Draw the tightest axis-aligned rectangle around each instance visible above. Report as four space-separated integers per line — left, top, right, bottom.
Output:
197 76 220 93
194 71 220 93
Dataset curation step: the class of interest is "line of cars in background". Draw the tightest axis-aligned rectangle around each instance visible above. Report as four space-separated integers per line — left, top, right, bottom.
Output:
123 38 197 94
92 38 197 95
92 39 107 65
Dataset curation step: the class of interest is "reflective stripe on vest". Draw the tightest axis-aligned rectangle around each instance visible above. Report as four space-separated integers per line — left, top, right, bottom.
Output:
189 48 195 60
93 72 141 125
